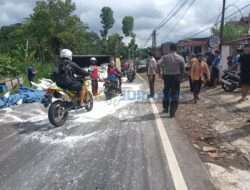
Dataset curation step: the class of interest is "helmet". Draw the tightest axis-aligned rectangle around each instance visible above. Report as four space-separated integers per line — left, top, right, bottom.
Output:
90 57 97 63
60 49 73 60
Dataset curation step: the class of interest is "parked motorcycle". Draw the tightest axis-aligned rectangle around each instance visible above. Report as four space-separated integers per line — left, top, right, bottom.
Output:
104 79 120 100
127 70 135 82
221 70 240 92
42 79 93 127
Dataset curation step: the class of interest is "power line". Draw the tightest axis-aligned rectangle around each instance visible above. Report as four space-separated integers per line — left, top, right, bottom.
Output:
178 3 250 40
156 0 190 30
166 0 197 37
143 0 190 47
156 0 186 30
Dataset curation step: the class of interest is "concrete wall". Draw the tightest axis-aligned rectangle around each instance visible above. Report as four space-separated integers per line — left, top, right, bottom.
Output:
220 45 230 75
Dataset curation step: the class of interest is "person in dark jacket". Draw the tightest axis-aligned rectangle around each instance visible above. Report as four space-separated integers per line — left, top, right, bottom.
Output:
56 49 89 106
239 46 250 102
27 65 36 85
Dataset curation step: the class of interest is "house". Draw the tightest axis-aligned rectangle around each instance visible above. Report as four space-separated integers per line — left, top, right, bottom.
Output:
221 35 250 71
177 37 210 55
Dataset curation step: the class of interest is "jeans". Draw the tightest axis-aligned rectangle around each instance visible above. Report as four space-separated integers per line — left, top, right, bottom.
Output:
91 79 98 96
192 80 202 100
163 75 181 117
148 75 155 96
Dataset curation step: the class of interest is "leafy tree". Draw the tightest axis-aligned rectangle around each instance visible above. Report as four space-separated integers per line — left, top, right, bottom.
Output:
0 23 25 54
128 34 137 58
100 7 115 39
212 23 248 42
106 33 124 56
122 16 134 37
24 0 92 60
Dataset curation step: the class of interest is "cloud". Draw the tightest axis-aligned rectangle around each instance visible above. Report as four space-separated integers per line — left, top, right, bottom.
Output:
0 1 36 26
0 0 249 47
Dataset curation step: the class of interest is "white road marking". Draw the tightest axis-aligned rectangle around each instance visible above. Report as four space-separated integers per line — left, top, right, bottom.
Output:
136 73 145 81
150 100 188 190
137 73 188 190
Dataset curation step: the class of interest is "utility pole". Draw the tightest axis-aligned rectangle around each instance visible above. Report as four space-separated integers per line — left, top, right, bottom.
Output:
152 30 157 48
152 30 157 56
25 39 29 65
219 0 226 51
248 13 250 35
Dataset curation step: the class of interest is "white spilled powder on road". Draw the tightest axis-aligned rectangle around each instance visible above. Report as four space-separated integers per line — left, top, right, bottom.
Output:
206 163 250 190
25 129 112 148
0 111 47 124
1 82 142 125
73 96 134 123
72 83 142 123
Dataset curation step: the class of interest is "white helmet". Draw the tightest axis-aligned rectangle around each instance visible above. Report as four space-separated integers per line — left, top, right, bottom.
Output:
90 57 97 62
60 49 73 60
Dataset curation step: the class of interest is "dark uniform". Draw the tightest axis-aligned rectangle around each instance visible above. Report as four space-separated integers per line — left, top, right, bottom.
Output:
56 59 89 91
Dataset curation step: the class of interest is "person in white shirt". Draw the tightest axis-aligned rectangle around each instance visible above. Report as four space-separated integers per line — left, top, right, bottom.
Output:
147 52 158 98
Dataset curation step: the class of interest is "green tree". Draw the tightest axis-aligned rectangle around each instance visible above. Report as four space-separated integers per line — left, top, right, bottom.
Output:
122 16 134 37
0 23 25 54
212 23 248 42
25 0 91 60
100 7 115 39
106 33 124 56
128 34 138 58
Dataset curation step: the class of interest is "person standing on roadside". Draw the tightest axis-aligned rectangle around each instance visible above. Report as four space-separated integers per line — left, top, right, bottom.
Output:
27 65 36 86
147 51 158 98
211 50 221 87
238 46 250 102
159 44 185 118
190 55 210 103
186 55 196 92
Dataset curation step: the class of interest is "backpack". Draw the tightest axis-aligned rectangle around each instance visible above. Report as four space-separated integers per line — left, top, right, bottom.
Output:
51 60 69 83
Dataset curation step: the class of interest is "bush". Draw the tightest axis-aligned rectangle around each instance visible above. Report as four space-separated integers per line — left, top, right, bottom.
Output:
0 54 20 79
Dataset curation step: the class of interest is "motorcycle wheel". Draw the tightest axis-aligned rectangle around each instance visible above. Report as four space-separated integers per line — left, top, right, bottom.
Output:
48 100 68 127
128 77 134 83
105 91 112 100
222 83 236 92
85 91 93 112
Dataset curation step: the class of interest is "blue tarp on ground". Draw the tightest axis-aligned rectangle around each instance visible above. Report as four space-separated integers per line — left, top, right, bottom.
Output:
0 87 45 108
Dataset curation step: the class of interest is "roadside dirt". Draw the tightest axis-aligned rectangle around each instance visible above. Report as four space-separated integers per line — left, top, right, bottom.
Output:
139 72 250 170
176 85 250 170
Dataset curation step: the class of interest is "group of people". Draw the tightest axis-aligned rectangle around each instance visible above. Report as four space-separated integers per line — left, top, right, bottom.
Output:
147 44 185 118
53 49 123 107
146 43 250 118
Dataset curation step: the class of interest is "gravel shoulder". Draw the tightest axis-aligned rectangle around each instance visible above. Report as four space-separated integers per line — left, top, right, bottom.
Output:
140 72 250 190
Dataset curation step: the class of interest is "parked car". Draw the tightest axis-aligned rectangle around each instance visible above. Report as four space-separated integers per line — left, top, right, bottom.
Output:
136 59 147 73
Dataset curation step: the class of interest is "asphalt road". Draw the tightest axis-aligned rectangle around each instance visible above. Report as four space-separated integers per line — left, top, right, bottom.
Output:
0 78 215 190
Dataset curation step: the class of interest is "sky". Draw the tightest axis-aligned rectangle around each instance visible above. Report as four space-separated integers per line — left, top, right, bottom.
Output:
0 0 249 47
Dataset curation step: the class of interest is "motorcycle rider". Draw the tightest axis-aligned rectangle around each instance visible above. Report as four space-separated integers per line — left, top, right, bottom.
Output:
56 49 89 107
90 57 99 96
107 61 122 93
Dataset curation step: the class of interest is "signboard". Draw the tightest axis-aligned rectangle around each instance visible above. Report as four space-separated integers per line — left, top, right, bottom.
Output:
209 35 220 48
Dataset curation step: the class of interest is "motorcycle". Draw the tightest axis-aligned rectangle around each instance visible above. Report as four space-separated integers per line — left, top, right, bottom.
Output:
42 79 93 127
221 70 240 92
104 78 120 100
127 70 135 82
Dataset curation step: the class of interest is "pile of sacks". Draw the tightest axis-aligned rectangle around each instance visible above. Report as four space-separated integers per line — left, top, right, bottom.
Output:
0 87 45 108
